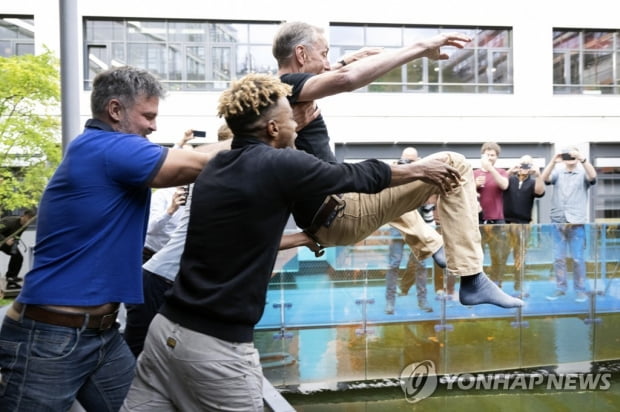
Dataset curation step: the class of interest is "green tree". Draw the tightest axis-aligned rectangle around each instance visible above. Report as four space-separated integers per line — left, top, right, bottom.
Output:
0 49 61 214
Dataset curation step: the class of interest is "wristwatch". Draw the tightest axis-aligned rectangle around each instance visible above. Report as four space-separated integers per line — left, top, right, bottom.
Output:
580 158 587 164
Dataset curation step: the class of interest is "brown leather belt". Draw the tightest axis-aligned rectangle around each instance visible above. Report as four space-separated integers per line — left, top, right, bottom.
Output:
305 194 345 235
303 194 345 257
11 302 118 331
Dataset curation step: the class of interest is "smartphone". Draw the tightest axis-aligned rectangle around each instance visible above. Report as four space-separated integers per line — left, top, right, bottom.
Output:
193 130 206 138
180 184 190 206
561 153 574 161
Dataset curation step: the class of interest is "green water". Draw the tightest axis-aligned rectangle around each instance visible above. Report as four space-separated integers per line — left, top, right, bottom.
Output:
281 375 620 411
259 313 620 411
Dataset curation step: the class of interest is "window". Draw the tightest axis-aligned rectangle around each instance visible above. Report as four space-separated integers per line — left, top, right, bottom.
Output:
593 159 620 221
553 29 620 94
84 18 280 90
329 24 513 94
0 16 34 57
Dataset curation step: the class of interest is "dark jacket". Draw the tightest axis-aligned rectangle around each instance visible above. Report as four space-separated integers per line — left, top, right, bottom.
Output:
161 136 391 342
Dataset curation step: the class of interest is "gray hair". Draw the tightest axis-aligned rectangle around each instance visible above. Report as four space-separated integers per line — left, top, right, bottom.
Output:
90 66 166 117
272 21 324 66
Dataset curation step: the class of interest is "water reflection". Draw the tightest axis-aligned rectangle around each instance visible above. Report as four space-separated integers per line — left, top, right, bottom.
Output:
256 223 620 388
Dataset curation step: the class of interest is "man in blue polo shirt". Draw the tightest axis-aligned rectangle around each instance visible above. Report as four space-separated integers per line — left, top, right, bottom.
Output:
0 66 229 411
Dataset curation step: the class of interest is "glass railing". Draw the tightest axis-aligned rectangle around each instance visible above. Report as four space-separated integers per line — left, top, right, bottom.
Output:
255 223 620 389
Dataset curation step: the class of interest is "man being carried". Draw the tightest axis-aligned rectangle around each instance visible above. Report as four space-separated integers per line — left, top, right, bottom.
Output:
274 22 462 271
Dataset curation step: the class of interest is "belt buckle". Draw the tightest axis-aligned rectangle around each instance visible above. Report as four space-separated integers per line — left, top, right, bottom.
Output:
95 311 117 331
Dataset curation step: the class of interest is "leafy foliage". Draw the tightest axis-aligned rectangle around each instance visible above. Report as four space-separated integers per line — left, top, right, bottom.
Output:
0 49 61 213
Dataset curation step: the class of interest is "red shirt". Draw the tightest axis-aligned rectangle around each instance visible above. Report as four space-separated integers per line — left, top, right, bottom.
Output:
474 167 508 221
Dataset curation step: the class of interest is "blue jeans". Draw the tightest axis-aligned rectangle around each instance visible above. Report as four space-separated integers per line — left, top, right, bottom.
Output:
385 228 405 303
385 227 428 303
551 224 586 293
0 313 135 411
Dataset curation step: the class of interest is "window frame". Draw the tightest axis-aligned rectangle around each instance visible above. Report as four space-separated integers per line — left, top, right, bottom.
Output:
553 28 619 95
329 23 514 94
83 18 281 91
0 15 35 57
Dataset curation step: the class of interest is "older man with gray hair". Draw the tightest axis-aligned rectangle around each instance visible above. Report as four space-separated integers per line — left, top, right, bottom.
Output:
541 147 597 302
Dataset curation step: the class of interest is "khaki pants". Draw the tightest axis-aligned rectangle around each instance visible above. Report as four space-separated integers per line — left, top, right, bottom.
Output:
389 210 442 261
314 151 482 276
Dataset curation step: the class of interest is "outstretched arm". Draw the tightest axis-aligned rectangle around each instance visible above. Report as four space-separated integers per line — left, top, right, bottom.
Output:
389 157 462 196
330 47 384 70
299 32 472 101
150 139 232 188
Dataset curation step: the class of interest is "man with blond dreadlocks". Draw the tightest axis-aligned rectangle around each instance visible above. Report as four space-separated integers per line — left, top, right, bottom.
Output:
124 73 523 410
122 73 474 411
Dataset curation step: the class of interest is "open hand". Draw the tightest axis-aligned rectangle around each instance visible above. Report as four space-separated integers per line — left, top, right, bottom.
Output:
409 158 462 195
421 32 472 60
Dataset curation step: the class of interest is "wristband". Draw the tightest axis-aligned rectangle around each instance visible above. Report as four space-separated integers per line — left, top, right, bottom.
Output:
580 158 587 164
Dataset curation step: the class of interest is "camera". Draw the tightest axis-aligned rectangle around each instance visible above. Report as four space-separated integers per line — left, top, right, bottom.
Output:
561 153 575 161
520 163 531 169
397 158 413 165
193 130 206 138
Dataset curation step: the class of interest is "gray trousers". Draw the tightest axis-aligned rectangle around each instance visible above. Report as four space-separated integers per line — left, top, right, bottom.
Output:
121 314 264 411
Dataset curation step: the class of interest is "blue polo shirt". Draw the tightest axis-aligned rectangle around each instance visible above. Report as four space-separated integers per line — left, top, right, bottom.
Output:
18 119 167 306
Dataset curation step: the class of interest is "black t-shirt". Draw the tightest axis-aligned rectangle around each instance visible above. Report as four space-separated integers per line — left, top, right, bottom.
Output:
280 72 346 228
280 72 336 163
503 175 545 223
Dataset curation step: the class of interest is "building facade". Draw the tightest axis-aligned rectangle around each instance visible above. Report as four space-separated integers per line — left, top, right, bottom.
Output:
2 0 620 223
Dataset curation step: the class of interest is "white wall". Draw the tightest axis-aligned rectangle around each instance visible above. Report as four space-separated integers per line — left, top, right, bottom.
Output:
3 0 619 149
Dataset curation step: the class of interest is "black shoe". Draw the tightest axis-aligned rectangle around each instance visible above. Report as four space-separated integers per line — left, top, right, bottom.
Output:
6 281 21 289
